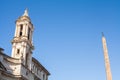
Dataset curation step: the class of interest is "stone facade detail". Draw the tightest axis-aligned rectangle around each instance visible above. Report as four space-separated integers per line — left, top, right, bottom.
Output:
0 9 50 80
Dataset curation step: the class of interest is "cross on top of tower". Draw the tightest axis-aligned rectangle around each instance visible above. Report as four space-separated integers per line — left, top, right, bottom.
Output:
23 8 29 16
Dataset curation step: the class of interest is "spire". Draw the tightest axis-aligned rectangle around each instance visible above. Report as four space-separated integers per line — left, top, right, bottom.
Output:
23 8 29 16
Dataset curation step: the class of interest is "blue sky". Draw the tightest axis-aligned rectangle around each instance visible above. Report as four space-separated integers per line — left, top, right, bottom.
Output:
0 0 120 80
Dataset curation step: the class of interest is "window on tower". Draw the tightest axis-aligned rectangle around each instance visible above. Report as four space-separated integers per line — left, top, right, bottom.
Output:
28 27 30 40
19 24 23 37
25 53 29 67
20 24 23 30
20 32 22 36
43 74 45 80
17 49 20 54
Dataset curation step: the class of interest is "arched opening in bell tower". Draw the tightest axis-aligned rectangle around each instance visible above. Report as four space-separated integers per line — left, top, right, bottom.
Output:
19 24 23 37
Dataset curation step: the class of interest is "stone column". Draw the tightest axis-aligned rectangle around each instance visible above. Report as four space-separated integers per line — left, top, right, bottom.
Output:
14 25 18 37
17 25 20 37
26 25 29 38
102 35 112 80
11 43 16 57
23 24 26 36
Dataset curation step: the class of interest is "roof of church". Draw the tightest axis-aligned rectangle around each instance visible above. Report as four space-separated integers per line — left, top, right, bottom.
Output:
32 57 50 75
0 48 50 76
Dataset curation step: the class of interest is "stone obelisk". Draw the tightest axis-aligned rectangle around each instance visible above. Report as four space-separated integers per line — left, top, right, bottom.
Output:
102 33 112 80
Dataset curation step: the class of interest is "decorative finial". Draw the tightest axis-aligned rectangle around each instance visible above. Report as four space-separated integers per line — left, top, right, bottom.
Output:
102 32 104 37
23 8 29 16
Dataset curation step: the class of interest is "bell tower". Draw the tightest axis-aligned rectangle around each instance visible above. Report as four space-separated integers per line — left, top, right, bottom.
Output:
11 9 34 70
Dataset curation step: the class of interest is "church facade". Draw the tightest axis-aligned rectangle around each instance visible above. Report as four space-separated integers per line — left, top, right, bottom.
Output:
0 9 50 80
